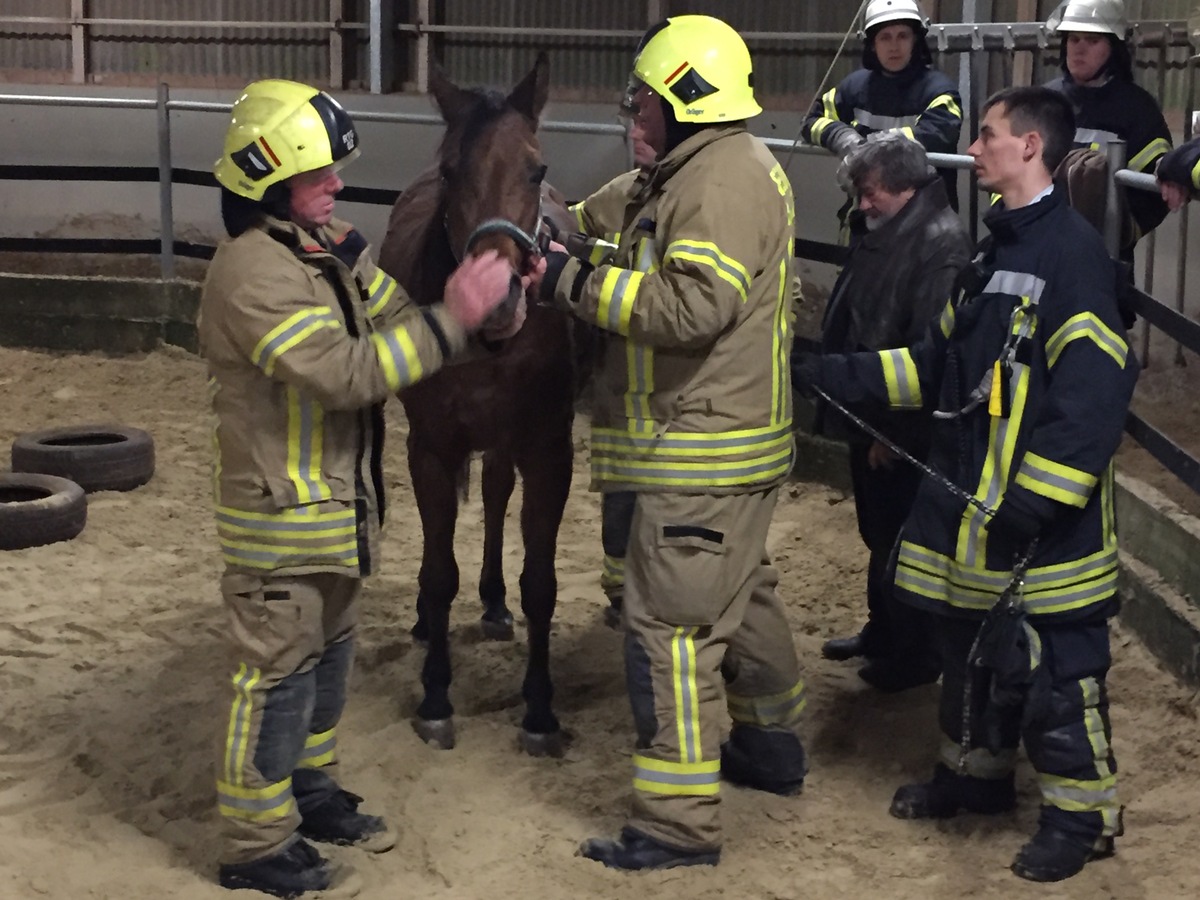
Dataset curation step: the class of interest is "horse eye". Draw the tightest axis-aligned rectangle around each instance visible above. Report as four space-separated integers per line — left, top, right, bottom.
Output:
530 164 548 185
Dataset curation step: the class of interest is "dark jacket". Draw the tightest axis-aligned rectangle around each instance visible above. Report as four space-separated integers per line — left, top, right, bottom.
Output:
1157 135 1200 190
1045 74 1172 250
814 188 1138 622
814 175 972 451
802 62 962 209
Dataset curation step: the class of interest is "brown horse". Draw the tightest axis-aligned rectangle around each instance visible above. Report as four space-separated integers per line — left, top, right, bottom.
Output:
378 54 579 757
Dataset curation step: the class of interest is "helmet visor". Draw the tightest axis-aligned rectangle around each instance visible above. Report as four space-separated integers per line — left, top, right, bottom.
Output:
619 74 646 120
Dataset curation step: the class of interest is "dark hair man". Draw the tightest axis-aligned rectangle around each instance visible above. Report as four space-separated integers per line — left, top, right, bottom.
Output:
808 132 972 692
794 85 1138 883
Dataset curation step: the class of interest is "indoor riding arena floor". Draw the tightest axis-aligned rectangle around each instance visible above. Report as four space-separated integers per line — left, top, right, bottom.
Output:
0 344 1198 900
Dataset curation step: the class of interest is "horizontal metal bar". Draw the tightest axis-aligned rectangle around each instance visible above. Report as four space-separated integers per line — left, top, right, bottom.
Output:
0 93 157 110
1125 410 1200 495
1116 169 1161 193
1127 287 1200 356
0 16 367 31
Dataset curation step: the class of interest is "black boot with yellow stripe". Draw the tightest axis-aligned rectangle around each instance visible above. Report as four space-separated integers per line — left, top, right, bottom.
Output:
1011 824 1115 882
579 827 720 871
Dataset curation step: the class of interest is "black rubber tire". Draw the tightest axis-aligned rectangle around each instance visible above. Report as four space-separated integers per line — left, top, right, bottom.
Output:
0 473 87 550
11 424 155 493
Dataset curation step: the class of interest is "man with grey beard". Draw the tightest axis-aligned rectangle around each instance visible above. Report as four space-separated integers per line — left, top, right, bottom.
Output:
805 132 972 691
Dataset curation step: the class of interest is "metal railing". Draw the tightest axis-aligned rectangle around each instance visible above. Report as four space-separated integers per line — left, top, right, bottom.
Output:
0 86 1196 494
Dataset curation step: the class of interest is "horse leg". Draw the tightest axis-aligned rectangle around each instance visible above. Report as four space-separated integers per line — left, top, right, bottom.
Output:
479 449 516 641
408 438 463 750
514 429 573 757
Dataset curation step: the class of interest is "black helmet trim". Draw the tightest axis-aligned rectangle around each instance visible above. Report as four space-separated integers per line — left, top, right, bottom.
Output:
308 92 359 164
231 138 281 182
668 66 720 106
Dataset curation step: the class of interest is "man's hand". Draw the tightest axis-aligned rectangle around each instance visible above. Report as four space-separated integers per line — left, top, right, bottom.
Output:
867 439 898 470
443 250 514 332
790 351 823 399
1160 180 1191 212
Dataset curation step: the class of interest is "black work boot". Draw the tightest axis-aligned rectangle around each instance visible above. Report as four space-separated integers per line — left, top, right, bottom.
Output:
1011 826 1115 882
857 658 939 693
821 633 865 661
721 726 807 796
578 827 719 871
890 763 1016 819
218 837 361 898
602 595 623 630
299 790 397 853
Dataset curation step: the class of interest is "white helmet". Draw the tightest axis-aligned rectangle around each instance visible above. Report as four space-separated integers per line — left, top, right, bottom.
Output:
1046 0 1128 38
863 0 930 34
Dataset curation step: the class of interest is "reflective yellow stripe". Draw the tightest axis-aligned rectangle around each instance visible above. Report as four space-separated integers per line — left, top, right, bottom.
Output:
591 423 793 456
366 270 399 318
1190 157 1200 191
223 663 261 785
664 240 751 302
600 554 625 589
632 754 720 796
371 326 424 391
285 385 329 505
1128 137 1171 173
773 255 789 424
727 680 807 727
570 202 586 231
252 307 342 376
298 727 337 769
939 301 955 338
1038 772 1119 813
895 540 1119 614
590 447 793 487
822 87 838 120
670 627 702 764
622 341 654 431
596 268 642 335
217 776 296 822
879 348 922 408
1014 451 1097 508
925 92 963 119
899 125 916 141
216 506 359 570
1046 312 1128 369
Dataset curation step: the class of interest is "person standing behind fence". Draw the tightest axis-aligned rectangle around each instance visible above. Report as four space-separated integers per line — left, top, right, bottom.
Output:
809 132 973 693
801 0 962 232
794 86 1138 883
530 14 808 870
200 79 514 898
1043 0 1171 261
1156 135 1200 210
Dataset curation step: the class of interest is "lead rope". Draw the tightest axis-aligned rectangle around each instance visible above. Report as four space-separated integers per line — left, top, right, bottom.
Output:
957 538 1038 774
781 0 871 177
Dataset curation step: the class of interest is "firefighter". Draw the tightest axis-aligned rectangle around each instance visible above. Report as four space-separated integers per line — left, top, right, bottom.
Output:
1044 0 1172 260
1156 135 1200 210
201 79 515 897
794 86 1138 883
802 0 962 219
529 14 808 870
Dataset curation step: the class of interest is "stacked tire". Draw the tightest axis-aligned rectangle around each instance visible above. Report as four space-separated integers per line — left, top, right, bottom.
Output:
1 424 155 550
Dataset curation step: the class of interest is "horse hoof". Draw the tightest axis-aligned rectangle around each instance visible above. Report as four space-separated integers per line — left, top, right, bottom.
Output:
519 728 571 759
413 717 456 750
480 613 515 642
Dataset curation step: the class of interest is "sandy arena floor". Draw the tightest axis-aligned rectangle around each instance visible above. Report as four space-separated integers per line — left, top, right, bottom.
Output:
0 345 1198 900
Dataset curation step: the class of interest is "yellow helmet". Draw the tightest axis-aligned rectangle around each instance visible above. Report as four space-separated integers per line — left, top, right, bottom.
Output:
214 79 360 201
632 15 761 123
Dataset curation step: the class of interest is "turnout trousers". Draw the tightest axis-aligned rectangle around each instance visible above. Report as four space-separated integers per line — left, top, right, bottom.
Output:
847 443 936 666
934 614 1121 847
622 488 807 852
216 569 359 864
600 490 637 605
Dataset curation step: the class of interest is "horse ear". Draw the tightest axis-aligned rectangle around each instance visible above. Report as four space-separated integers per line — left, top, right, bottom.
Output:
508 52 549 124
428 62 475 125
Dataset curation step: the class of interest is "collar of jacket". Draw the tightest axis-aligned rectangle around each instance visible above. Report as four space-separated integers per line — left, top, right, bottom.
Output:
638 124 749 195
982 185 1064 244
1060 72 1117 98
258 214 354 258
851 174 951 248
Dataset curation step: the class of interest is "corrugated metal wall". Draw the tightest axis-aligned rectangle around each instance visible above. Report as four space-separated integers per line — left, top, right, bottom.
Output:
0 1 1195 111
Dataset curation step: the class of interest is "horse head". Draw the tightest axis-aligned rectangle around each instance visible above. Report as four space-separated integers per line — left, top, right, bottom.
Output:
430 53 549 286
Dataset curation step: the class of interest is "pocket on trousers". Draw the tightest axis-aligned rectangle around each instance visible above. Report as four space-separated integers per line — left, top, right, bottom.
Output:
643 523 729 627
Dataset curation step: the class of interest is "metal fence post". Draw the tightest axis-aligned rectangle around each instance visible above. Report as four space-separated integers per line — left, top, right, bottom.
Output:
1176 50 1196 368
71 0 88 85
156 82 175 281
1103 138 1126 260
